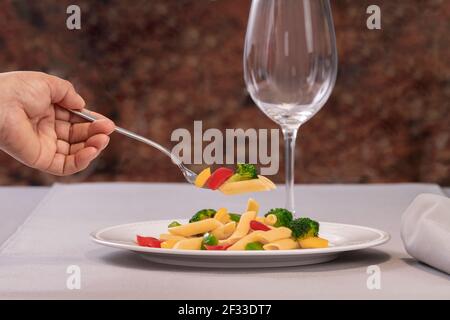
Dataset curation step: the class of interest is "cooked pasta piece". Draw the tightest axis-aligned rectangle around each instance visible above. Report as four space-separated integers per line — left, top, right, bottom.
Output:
255 217 266 224
219 178 272 195
219 210 257 245
226 232 262 250
168 218 223 237
264 214 277 226
212 221 237 240
258 175 277 190
172 237 203 250
298 237 329 249
263 238 299 250
246 198 259 214
257 227 292 243
227 227 292 250
214 208 231 224
159 234 186 241
161 239 182 249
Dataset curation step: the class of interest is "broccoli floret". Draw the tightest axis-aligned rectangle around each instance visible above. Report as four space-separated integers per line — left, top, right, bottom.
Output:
189 209 216 223
229 213 241 222
289 218 319 239
236 163 258 179
168 221 181 228
245 242 264 250
226 164 258 183
264 208 293 227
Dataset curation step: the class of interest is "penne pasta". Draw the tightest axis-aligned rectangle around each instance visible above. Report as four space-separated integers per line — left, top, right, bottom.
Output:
172 237 203 250
264 214 277 226
219 177 272 195
227 232 263 250
246 198 259 214
257 227 292 243
161 239 183 249
212 221 237 240
263 238 299 250
219 211 257 245
298 237 329 249
255 217 266 224
159 234 186 241
258 175 277 190
168 218 223 237
227 227 292 250
214 208 231 224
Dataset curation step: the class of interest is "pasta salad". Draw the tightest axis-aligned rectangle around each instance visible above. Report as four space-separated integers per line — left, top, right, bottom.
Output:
136 199 329 251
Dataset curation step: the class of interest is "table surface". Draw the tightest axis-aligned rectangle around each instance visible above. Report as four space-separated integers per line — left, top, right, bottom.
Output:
0 183 449 299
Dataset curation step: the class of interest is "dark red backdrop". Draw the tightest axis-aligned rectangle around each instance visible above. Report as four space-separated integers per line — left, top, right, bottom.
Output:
0 0 449 185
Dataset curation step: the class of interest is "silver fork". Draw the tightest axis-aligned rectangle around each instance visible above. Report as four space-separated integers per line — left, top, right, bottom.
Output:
69 108 198 184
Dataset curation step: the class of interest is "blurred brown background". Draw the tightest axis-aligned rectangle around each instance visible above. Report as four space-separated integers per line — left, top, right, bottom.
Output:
0 0 449 185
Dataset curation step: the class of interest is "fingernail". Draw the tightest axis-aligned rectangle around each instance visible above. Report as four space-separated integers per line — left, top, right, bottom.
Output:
103 137 111 149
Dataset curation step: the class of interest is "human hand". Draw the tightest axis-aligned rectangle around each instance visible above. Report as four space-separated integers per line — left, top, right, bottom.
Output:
0 71 115 176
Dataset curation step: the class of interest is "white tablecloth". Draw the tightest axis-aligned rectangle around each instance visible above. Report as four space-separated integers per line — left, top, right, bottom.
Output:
0 183 449 299
0 187 48 245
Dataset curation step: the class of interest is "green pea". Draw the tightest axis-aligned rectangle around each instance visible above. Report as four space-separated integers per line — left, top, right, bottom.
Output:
245 242 264 250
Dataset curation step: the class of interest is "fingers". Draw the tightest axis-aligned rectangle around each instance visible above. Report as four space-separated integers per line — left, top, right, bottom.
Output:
51 107 114 175
43 74 85 110
66 147 98 175
46 143 107 176
46 147 98 176
69 119 115 144
55 106 115 144
69 134 110 154
47 132 111 175
55 107 110 123
55 120 71 141
56 139 70 155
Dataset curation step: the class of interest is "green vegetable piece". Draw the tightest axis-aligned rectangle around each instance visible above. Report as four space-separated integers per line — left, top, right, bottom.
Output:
226 164 258 183
264 208 293 227
245 242 264 250
201 233 219 249
229 213 241 222
225 174 241 183
203 233 219 246
168 221 181 228
236 163 258 179
289 218 319 239
189 209 217 223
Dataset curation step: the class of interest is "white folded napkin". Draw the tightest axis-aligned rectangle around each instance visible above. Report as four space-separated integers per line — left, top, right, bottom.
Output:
401 193 450 274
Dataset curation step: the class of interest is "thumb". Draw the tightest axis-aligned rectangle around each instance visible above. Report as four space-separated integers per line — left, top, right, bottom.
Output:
43 74 85 110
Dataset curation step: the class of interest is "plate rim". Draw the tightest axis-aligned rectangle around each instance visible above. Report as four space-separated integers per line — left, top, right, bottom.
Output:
90 219 390 256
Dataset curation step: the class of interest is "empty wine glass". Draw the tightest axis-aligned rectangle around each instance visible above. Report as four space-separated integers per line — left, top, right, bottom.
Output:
244 0 338 212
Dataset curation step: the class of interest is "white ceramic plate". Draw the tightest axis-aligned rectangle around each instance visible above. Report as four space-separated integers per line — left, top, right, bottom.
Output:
91 220 390 268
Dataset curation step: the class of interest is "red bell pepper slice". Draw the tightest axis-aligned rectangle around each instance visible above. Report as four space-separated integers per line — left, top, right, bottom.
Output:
250 220 271 231
204 244 232 250
206 167 234 190
136 235 162 248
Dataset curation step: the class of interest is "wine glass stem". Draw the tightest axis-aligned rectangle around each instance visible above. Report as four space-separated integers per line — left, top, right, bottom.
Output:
282 128 298 213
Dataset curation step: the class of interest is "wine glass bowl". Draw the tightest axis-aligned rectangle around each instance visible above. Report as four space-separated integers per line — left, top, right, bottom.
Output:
243 0 338 211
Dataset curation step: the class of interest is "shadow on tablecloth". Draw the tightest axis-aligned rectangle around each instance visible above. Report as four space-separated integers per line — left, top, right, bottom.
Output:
401 258 450 280
86 247 392 274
